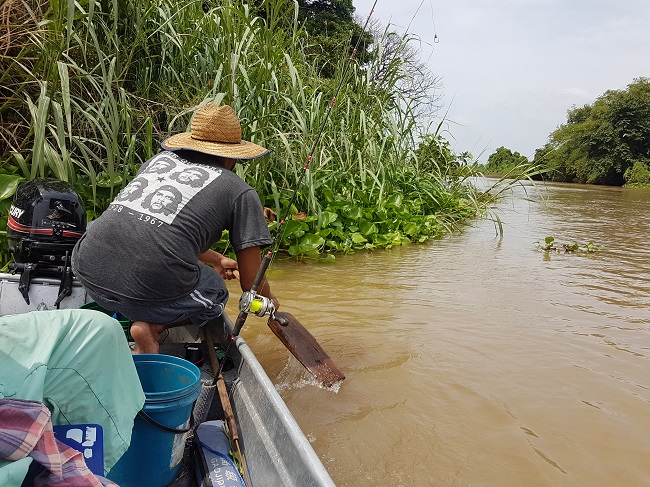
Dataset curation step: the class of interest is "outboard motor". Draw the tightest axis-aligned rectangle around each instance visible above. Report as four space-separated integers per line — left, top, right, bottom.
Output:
6 178 86 306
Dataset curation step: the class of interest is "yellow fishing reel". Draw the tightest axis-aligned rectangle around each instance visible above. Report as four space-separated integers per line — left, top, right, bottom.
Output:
238 290 275 318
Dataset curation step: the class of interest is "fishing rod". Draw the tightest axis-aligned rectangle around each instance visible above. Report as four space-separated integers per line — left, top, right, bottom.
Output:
217 0 379 372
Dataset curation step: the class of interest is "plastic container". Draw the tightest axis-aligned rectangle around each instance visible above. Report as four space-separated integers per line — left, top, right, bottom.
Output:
106 354 202 487
80 301 133 341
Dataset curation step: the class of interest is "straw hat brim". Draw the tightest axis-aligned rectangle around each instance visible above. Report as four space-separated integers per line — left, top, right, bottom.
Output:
161 132 269 160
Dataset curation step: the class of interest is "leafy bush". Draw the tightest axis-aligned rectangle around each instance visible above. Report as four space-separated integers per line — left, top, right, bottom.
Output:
534 78 650 186
624 160 650 187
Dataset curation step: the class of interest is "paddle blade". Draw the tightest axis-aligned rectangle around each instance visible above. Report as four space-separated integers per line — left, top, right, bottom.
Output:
267 311 345 387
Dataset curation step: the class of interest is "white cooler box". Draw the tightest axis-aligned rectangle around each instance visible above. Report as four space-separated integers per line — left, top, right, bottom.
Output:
0 272 88 316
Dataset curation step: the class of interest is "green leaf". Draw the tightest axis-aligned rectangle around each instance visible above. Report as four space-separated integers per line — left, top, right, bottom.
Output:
325 240 342 250
373 235 390 246
298 233 325 249
319 254 336 263
342 204 362 220
385 194 403 208
563 243 579 252
359 221 378 236
319 210 338 228
282 219 307 239
0 201 11 219
0 175 24 201
374 208 388 220
302 248 321 258
402 222 418 236
351 232 367 244
322 187 335 203
95 172 124 188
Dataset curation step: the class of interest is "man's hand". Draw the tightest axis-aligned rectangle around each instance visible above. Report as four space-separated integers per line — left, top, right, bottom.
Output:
199 249 239 280
216 255 238 280
235 246 279 311
263 207 277 222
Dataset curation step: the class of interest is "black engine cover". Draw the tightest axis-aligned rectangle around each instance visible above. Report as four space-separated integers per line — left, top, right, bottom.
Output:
7 178 86 264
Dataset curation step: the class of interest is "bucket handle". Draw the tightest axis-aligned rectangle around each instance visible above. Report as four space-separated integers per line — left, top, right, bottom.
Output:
137 410 194 434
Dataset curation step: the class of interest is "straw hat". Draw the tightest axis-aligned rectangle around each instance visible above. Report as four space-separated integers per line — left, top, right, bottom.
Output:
161 104 269 160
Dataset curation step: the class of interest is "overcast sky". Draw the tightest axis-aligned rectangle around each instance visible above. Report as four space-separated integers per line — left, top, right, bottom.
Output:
352 0 650 162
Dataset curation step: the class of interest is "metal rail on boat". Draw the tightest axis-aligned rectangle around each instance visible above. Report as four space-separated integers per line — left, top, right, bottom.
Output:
207 314 336 487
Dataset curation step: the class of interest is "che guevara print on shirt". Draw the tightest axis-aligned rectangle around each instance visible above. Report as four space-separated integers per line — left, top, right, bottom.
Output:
112 151 222 225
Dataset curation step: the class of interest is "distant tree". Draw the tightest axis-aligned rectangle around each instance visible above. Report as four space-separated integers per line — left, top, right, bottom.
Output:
250 0 372 78
624 161 650 187
483 146 529 174
363 19 443 118
300 0 373 77
414 133 472 177
533 77 650 185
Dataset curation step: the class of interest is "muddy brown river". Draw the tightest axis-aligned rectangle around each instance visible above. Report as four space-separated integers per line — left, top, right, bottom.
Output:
226 180 650 487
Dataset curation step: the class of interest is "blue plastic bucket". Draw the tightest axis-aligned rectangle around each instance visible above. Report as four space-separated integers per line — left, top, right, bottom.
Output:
107 354 201 487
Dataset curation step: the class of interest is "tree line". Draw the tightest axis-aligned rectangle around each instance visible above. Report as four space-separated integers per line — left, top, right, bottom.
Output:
534 77 650 187
483 78 650 187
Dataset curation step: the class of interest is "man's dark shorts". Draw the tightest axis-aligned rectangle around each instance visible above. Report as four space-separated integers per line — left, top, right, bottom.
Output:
85 264 228 326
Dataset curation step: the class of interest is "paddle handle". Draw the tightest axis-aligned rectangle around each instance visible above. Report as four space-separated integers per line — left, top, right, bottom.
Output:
201 328 251 486
216 375 239 442
202 328 239 441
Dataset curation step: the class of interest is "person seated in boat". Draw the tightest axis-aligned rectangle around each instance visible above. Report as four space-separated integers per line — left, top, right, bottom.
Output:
72 103 279 354
0 309 145 485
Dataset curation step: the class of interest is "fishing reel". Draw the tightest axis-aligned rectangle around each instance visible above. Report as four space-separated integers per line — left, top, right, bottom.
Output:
238 291 289 326
238 291 275 318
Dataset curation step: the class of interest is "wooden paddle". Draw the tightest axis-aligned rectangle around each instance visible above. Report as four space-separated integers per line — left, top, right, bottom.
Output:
202 328 252 487
267 311 345 387
232 270 344 387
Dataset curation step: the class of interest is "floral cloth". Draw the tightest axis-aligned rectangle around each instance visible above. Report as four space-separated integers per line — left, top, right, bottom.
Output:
0 398 117 486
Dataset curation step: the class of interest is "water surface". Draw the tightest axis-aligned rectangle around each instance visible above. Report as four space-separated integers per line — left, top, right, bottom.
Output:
226 180 650 487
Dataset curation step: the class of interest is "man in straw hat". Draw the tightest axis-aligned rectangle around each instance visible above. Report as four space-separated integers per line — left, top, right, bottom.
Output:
72 103 279 353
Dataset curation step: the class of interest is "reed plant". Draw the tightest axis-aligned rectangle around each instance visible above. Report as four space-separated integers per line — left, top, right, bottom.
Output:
0 0 530 265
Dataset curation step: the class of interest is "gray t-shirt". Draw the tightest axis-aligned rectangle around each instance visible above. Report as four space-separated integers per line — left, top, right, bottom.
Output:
72 150 272 303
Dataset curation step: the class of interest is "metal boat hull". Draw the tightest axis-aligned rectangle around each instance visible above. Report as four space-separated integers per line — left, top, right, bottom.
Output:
208 315 336 486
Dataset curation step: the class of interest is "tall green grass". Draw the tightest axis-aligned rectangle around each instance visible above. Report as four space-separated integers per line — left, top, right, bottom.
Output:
0 0 532 264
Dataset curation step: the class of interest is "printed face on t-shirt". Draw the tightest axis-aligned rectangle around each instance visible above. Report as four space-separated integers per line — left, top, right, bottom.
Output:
170 167 210 188
143 157 176 174
109 152 223 225
115 178 148 202
149 189 180 214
